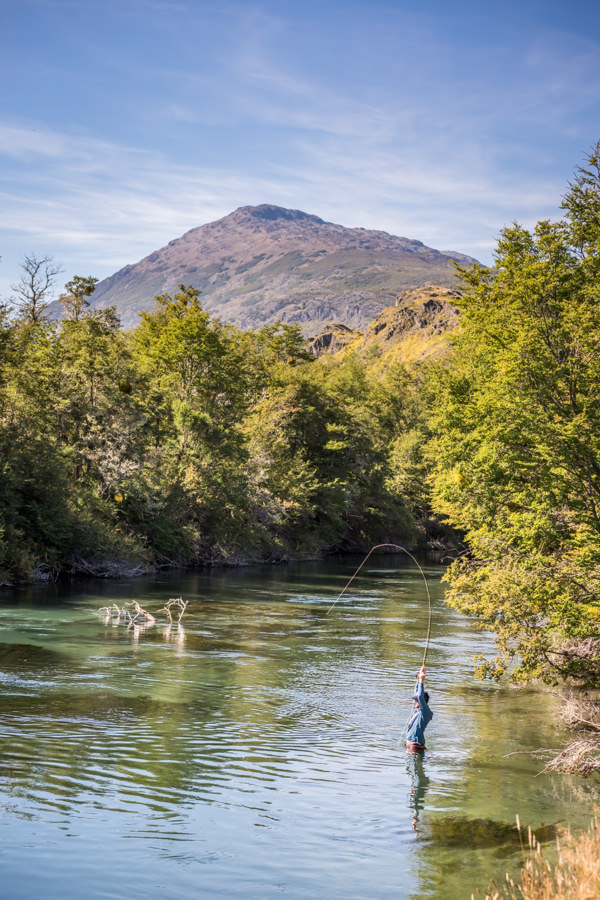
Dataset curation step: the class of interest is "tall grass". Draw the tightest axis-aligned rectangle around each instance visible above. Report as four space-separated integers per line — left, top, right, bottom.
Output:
478 814 599 900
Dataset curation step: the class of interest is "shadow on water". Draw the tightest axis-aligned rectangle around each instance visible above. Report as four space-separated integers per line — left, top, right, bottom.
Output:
418 815 558 857
0 643 64 667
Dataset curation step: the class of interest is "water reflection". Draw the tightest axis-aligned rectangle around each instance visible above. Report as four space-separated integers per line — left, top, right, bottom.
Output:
163 624 186 650
419 815 558 855
406 750 430 831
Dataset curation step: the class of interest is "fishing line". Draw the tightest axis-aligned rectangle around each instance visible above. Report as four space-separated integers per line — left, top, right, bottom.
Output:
325 543 433 669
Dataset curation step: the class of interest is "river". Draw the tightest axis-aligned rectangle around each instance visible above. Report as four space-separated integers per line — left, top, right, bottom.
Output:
0 556 598 899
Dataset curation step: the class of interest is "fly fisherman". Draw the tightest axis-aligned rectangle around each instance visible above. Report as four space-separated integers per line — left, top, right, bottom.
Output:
405 665 432 752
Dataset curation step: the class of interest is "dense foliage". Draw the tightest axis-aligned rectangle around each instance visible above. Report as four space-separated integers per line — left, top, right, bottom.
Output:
0 281 427 584
427 144 600 687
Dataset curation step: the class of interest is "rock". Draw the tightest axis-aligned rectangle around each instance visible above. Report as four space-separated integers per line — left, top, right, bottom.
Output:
306 323 362 356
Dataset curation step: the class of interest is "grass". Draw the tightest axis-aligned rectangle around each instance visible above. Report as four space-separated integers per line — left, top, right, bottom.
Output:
479 814 600 900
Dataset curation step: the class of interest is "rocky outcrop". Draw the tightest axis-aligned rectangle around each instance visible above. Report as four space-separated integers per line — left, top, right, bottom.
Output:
320 284 462 366
365 285 461 341
306 323 362 356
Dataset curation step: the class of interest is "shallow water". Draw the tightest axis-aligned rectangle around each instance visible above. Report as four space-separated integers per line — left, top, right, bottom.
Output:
0 557 598 899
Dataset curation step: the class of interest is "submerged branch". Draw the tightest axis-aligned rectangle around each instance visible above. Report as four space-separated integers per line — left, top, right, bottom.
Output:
97 597 186 628
157 597 188 624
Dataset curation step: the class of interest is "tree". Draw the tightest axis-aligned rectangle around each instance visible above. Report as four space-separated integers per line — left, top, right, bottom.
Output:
427 143 600 686
59 275 98 321
128 285 259 557
244 353 414 552
11 254 62 323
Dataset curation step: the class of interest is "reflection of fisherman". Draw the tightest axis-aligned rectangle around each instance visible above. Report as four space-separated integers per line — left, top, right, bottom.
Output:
405 665 433 752
406 750 430 830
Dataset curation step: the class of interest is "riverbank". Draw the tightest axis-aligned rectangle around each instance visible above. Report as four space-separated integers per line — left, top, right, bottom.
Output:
23 547 320 586
13 528 453 587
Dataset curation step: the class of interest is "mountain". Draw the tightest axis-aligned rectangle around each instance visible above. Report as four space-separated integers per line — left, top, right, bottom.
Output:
82 205 477 333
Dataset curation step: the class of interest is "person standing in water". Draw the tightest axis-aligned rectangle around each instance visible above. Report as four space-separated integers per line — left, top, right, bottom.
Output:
405 665 432 751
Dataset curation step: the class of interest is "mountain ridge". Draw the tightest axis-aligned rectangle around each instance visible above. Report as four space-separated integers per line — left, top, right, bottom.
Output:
78 204 477 333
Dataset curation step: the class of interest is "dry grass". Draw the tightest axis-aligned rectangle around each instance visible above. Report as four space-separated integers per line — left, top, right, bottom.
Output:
479 814 600 900
541 736 600 777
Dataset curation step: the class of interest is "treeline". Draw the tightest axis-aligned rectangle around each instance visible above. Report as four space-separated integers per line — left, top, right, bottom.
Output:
0 279 431 584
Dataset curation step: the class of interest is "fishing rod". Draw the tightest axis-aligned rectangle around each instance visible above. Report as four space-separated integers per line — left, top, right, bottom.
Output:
325 543 433 669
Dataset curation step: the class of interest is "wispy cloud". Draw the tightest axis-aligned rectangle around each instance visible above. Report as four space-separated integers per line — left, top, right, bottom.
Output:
0 121 297 292
0 123 76 159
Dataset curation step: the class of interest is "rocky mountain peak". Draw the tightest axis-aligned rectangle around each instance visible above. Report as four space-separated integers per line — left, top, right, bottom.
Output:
232 204 327 226
71 205 477 333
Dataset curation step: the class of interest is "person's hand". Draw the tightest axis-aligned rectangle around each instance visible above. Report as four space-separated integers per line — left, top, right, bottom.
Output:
417 665 426 682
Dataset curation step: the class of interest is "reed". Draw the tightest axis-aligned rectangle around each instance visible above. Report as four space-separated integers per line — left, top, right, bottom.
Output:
479 814 600 900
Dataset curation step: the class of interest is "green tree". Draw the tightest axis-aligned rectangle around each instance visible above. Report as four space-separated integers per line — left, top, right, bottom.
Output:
129 285 257 558
244 353 415 552
428 144 600 685
59 275 99 321
0 310 81 579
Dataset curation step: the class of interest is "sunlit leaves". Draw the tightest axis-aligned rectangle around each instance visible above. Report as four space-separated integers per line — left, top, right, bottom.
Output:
428 146 600 685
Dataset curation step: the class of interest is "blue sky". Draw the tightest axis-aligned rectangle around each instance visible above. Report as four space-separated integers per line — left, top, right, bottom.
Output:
1 0 599 298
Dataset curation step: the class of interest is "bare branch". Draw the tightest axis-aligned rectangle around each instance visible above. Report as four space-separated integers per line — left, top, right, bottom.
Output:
97 597 187 627
158 596 188 624
11 253 63 323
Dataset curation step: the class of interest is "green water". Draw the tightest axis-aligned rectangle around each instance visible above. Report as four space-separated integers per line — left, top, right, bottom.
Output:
0 557 597 900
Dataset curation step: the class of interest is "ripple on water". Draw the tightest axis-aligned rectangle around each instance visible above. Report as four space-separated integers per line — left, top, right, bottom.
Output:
0 566 598 900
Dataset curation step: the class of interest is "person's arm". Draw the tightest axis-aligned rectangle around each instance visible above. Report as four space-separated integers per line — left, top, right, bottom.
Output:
413 665 426 701
418 666 433 723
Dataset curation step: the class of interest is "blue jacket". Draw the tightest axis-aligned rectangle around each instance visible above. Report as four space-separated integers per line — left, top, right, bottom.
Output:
405 680 433 745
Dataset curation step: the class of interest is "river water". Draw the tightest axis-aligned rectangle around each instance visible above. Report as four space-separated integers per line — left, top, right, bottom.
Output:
0 557 598 900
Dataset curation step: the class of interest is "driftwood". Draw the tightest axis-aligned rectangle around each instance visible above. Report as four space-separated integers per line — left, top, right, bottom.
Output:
98 597 186 628
158 597 188 624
